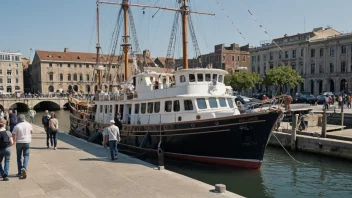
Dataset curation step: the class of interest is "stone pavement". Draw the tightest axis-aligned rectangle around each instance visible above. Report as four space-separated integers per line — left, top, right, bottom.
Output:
0 125 242 198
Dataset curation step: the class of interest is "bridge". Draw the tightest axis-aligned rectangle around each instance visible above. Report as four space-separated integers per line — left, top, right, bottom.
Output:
0 97 69 110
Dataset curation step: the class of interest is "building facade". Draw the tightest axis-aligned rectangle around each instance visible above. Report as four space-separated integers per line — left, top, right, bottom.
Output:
249 27 352 95
0 51 24 93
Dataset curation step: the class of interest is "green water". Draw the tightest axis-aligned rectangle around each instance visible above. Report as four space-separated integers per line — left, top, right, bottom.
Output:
31 110 352 198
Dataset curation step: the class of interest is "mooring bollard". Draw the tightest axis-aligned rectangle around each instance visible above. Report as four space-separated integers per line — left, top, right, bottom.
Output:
321 108 327 138
157 142 164 170
291 114 298 151
214 184 226 193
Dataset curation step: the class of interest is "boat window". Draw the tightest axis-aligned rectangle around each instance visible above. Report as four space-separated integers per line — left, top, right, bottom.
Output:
205 74 211 81
147 102 154 114
135 104 140 114
109 105 112 113
209 97 218 108
212 74 217 82
154 102 160 113
189 74 195 82
165 101 172 112
105 105 108 113
218 75 223 83
100 105 103 113
141 103 146 114
184 100 193 111
197 74 204 82
227 98 234 108
196 98 207 109
218 98 227 107
180 75 186 83
173 100 180 112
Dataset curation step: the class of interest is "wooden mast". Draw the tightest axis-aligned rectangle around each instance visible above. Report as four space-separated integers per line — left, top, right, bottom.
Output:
122 0 130 81
181 0 188 69
96 1 102 91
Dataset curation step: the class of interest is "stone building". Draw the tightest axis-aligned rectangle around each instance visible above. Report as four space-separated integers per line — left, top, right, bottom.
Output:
249 27 352 95
0 51 24 93
30 48 124 94
22 57 31 93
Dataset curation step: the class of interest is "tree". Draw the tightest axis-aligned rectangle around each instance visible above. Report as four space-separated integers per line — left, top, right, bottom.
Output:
225 72 261 91
263 66 302 93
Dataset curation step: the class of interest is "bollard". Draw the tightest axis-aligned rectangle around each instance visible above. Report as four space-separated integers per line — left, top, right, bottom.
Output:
341 112 344 131
291 114 298 151
157 142 164 170
321 108 327 138
215 184 226 193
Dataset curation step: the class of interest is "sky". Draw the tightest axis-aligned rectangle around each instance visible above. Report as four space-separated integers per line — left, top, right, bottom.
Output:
1 0 352 60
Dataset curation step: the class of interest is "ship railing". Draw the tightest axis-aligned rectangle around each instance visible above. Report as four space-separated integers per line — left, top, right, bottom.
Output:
94 92 138 101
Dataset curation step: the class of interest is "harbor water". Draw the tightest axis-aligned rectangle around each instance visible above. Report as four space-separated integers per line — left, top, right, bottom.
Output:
30 109 352 198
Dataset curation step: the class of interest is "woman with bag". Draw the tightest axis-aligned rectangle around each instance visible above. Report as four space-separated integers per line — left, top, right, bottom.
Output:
48 112 59 150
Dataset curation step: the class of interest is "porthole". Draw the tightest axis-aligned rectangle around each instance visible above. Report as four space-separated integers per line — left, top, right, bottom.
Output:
178 116 182 121
191 123 195 128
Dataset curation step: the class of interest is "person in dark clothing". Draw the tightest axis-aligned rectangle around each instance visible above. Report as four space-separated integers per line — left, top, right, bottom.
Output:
114 115 123 131
41 110 51 148
8 110 18 133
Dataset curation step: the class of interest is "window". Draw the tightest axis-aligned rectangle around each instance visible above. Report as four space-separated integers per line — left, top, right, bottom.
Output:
263 55 267 61
285 51 289 58
238 56 240 61
59 63 62 67
270 64 274 69
209 98 218 108
141 103 146 114
165 101 172 112
212 74 217 83
189 74 195 82
16 69 18 75
147 102 153 113
16 78 18 84
180 75 186 82
301 48 304 56
86 64 89 68
49 72 53 81
173 100 180 112
242 56 246 61
218 98 227 107
205 74 211 81
79 64 82 68
279 52 282 59
252 56 255 63
7 78 11 84
16 63 18 67
311 49 315 57
74 73 77 81
0 77 2 83
79 74 83 81
341 61 346 72
109 105 112 113
197 74 204 82
105 105 108 114
184 100 193 111
342 45 347 54
319 64 323 74
135 104 140 114
154 102 160 113
8 63 11 67
60 73 63 81
218 75 223 83
330 47 335 57
257 55 260 61
74 64 77 68
320 48 324 57
7 70 11 75
49 63 53 67
196 98 207 109
100 105 103 113
311 63 315 74
0 70 2 75
232 56 234 61
68 74 71 81
68 64 71 68
270 52 273 60
330 63 334 73
86 74 90 81
292 50 296 58
227 98 234 108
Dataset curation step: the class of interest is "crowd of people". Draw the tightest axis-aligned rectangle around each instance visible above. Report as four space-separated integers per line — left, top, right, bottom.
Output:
0 92 69 99
0 109 59 181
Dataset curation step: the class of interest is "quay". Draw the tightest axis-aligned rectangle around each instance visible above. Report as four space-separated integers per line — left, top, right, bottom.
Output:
1 125 242 198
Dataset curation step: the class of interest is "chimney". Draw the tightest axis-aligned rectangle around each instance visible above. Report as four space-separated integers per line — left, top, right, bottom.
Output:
64 48 69 52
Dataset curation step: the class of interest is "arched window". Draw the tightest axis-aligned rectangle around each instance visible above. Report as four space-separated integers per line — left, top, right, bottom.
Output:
73 73 77 81
79 73 83 81
180 75 186 82
86 74 90 81
68 74 71 81
60 73 63 81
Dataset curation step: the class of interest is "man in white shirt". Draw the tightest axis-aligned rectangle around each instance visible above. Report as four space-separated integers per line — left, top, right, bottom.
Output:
12 114 33 179
104 120 120 160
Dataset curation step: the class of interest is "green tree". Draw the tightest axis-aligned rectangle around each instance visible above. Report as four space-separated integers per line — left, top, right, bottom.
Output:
225 72 261 91
263 66 302 92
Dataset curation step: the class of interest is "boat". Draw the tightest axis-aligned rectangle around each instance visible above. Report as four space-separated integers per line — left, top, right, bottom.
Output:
68 0 282 169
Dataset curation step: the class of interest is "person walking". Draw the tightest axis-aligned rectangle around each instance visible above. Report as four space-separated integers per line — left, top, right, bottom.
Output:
28 108 36 124
8 110 18 132
48 112 59 150
104 120 120 161
348 95 352 109
42 111 51 148
12 114 32 179
0 118 13 181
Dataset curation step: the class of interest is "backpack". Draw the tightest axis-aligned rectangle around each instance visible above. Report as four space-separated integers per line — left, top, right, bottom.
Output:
50 118 59 132
0 130 9 149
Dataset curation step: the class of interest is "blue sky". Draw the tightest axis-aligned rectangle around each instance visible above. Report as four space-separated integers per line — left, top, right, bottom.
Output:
1 0 352 59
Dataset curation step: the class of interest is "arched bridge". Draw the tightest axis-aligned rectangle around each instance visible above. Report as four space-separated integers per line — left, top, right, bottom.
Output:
0 98 69 110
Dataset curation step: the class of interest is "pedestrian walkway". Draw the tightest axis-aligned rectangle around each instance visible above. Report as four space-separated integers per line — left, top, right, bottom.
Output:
0 125 241 198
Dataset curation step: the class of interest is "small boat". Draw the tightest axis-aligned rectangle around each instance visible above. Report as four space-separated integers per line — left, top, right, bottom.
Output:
68 0 282 169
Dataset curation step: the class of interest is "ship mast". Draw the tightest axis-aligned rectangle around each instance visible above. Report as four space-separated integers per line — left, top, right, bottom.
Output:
96 1 103 91
122 0 131 81
181 0 189 69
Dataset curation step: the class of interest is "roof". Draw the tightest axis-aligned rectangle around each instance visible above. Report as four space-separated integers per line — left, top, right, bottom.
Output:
36 50 119 63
